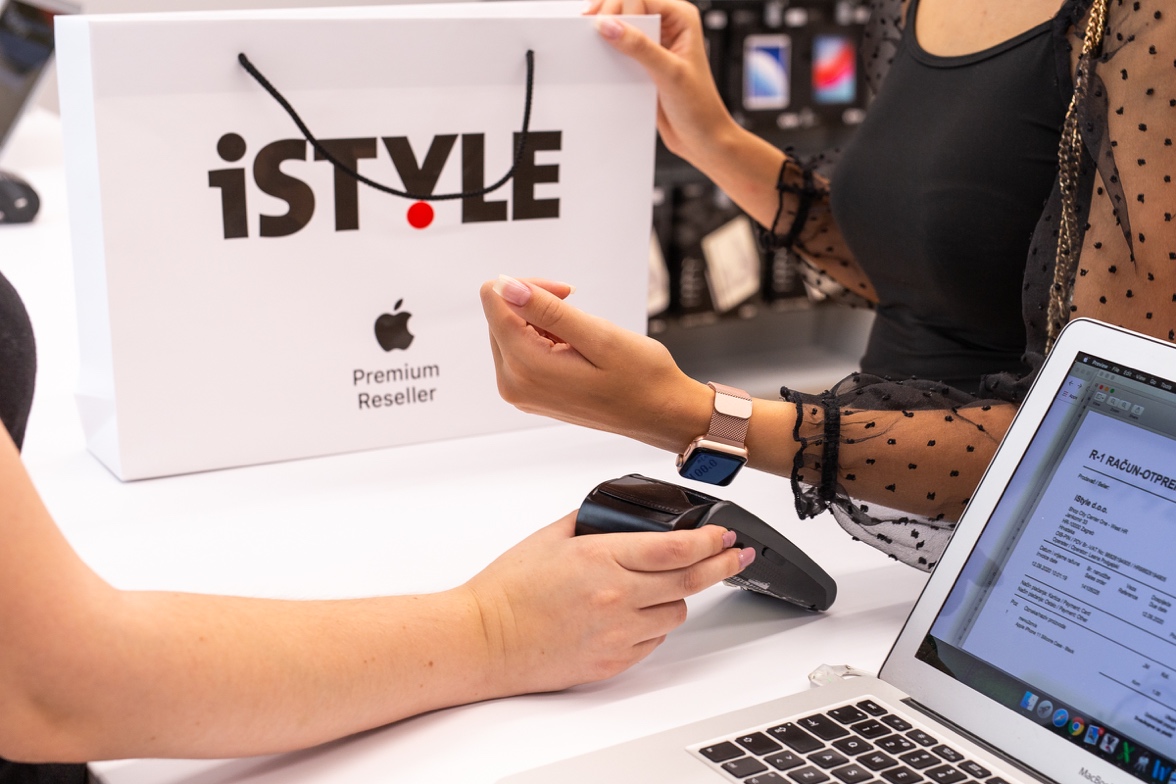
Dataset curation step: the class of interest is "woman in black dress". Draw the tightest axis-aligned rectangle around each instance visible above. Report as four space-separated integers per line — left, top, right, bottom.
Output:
481 0 1172 570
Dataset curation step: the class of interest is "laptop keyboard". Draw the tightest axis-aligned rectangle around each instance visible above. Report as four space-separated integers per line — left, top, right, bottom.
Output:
689 697 1021 784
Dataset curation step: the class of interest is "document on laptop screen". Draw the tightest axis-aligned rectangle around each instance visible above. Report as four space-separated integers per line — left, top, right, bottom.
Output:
920 353 1176 784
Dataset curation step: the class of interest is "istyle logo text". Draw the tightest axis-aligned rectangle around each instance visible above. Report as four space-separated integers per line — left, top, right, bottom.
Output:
208 131 561 238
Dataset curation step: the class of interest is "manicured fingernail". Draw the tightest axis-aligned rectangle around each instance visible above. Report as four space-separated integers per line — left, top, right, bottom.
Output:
595 16 624 40
722 530 737 549
493 274 532 307
738 547 757 568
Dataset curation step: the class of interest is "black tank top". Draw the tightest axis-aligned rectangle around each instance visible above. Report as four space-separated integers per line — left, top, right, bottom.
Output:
829 0 1068 393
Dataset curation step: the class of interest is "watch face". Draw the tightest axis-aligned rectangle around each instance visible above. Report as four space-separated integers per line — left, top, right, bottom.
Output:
678 448 746 486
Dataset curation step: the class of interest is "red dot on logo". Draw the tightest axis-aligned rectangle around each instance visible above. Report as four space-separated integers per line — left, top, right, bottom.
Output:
407 201 434 229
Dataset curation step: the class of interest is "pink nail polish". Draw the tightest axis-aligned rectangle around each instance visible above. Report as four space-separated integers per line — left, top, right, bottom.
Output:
493 274 532 307
738 547 757 568
596 16 624 40
722 530 737 549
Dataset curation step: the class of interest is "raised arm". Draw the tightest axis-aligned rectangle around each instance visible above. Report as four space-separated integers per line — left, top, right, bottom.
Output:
588 0 876 301
0 428 746 763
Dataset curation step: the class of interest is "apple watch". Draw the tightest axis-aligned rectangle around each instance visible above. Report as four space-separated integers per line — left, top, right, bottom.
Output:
676 382 752 486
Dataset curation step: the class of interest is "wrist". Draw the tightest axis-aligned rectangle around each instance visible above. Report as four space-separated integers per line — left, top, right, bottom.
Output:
743 397 800 477
676 382 753 486
440 585 516 702
648 377 714 455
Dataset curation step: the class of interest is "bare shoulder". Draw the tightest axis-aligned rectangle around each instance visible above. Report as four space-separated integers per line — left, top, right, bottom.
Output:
914 0 1066 57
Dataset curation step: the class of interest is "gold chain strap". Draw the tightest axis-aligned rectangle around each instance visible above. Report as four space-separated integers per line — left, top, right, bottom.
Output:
1046 0 1108 351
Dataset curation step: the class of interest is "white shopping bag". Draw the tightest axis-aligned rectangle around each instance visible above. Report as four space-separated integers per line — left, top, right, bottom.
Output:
56 2 657 480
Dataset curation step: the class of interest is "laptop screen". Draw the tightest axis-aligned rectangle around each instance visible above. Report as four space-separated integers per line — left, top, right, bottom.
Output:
919 350 1176 784
0 0 65 152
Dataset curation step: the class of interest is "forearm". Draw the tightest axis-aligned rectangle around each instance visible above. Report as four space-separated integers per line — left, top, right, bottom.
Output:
4 585 495 763
678 120 792 232
788 389 1017 521
483 279 805 476
2 421 747 763
678 123 878 303
744 398 804 479
652 383 1013 523
636 375 802 481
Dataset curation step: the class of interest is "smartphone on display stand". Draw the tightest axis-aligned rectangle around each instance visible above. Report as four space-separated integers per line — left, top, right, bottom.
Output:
742 33 790 111
811 32 857 105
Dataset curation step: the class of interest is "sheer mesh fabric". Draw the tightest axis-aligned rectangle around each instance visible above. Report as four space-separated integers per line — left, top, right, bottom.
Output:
759 0 1174 570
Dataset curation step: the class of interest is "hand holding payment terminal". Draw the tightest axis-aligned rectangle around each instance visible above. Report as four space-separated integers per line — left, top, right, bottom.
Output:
575 474 837 612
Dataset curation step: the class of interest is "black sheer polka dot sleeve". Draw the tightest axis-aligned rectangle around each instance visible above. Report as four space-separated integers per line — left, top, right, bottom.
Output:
1054 0 1176 348
756 0 1173 571
755 153 877 307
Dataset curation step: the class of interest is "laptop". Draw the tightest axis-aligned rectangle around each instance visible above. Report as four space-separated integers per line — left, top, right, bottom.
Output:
502 317 1176 784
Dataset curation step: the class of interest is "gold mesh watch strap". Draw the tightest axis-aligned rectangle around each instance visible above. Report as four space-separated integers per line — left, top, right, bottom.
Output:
705 382 752 447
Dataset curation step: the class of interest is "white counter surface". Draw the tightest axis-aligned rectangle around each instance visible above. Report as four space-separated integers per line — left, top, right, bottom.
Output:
0 107 922 784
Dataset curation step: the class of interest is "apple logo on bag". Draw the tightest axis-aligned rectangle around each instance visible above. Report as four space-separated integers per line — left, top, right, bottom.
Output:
374 300 414 351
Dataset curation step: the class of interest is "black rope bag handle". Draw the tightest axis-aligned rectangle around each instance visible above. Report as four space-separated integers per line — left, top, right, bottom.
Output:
236 50 535 202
